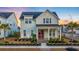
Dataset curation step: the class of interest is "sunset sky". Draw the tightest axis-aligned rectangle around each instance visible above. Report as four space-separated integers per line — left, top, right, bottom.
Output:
0 7 79 25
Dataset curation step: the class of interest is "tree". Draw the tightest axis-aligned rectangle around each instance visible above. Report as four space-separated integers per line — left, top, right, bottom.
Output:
67 22 79 42
0 24 10 40
8 32 20 39
31 30 36 43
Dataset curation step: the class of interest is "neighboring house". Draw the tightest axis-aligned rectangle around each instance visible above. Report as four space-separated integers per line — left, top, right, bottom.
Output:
20 10 61 41
62 25 68 33
0 12 19 38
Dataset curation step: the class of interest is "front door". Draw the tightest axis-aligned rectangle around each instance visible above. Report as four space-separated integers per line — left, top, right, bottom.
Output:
38 30 44 39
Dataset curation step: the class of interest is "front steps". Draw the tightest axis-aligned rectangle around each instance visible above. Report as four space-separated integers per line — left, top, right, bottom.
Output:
37 40 48 43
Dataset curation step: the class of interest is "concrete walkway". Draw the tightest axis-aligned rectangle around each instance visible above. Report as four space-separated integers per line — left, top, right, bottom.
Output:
0 43 79 48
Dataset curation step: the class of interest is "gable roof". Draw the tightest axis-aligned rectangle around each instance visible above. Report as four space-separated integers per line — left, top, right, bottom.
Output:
0 12 13 19
20 12 42 19
20 10 59 20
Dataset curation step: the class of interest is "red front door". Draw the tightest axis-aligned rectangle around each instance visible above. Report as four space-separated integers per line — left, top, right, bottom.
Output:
38 30 44 39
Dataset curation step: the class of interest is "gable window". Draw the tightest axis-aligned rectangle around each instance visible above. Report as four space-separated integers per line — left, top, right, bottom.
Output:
43 18 51 24
23 30 26 36
43 18 45 23
50 18 51 23
46 18 49 23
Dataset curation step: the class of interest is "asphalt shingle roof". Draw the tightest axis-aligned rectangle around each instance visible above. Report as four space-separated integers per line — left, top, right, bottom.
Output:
20 12 42 19
20 10 59 20
0 12 13 18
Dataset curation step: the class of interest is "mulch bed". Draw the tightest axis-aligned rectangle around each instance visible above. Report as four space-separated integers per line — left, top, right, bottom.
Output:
47 43 79 46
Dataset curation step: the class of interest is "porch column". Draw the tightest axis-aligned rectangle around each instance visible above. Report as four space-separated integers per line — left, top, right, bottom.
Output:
59 27 62 41
36 28 38 40
48 28 50 40
55 30 57 38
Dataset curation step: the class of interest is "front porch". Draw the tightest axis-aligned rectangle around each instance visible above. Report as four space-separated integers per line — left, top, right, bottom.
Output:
36 26 60 42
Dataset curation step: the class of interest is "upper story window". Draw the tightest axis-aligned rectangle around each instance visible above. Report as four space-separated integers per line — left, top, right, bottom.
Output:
43 18 51 24
50 18 51 23
29 19 32 24
25 18 32 24
46 18 49 23
25 19 28 24
43 18 45 23
25 20 28 23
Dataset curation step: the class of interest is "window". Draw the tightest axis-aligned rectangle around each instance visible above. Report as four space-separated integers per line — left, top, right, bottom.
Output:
46 18 49 23
50 18 51 23
25 20 28 23
43 18 51 24
43 18 45 23
23 30 26 36
25 18 32 24
49 30 51 36
53 30 55 37
25 18 28 24
29 19 32 24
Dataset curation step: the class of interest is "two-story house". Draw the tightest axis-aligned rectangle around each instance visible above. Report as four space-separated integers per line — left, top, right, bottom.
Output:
0 12 19 38
20 10 61 41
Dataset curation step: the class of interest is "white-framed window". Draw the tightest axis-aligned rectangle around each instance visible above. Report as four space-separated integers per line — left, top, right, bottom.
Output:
23 30 26 36
29 19 32 24
25 18 32 24
43 18 45 23
25 19 28 24
46 18 49 23
50 18 51 23
53 30 55 37
43 18 51 24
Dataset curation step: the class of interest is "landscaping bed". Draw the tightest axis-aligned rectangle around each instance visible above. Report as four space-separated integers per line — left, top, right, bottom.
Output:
47 38 79 46
0 38 41 46
0 43 41 46
47 43 79 46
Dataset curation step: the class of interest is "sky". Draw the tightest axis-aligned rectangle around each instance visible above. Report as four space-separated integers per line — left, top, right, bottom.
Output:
0 7 79 25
